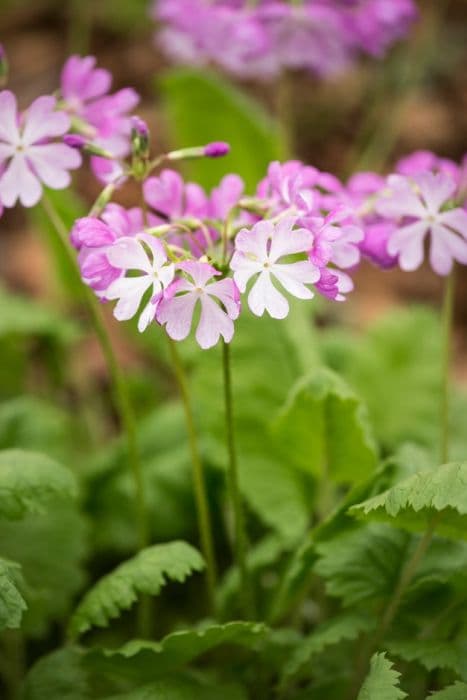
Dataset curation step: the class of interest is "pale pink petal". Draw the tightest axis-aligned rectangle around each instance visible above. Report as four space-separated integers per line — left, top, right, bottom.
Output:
230 252 263 292
0 142 15 164
26 144 81 189
107 276 152 320
178 260 218 287
416 172 456 215
388 220 427 271
157 293 197 341
138 300 158 333
0 91 20 144
438 208 467 239
106 237 153 273
432 225 467 274
0 154 42 207
248 271 289 319
269 219 313 261
22 96 70 145
137 233 168 269
377 175 426 219
272 260 319 299
234 220 272 259
206 278 240 319
196 294 234 349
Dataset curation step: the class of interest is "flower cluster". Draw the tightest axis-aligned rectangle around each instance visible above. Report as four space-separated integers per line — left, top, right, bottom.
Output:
153 0 418 80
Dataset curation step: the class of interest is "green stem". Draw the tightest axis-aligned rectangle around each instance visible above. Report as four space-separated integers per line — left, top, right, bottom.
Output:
40 195 149 551
222 340 254 618
440 270 455 464
167 338 217 612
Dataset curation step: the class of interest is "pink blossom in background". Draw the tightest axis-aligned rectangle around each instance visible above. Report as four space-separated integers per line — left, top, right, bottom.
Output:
231 217 320 318
157 261 241 349
105 235 175 332
376 172 467 275
60 55 139 181
0 91 81 207
71 205 144 293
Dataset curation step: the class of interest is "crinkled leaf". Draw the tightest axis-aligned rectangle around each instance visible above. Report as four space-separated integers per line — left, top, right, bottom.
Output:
85 622 266 682
315 524 409 607
103 677 247 700
160 68 285 190
0 449 77 520
69 542 204 638
0 557 26 631
0 504 87 637
357 653 407 700
386 638 467 678
350 462 467 539
427 683 467 699
23 648 90 700
282 613 375 682
274 368 377 484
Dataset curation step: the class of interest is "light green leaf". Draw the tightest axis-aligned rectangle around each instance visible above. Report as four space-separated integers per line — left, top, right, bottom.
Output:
103 677 247 700
0 504 87 637
274 368 377 484
350 462 467 539
159 68 285 190
386 638 467 678
282 613 375 682
69 542 204 638
0 449 77 520
85 622 266 682
427 683 467 699
357 653 406 700
315 525 409 607
0 558 26 631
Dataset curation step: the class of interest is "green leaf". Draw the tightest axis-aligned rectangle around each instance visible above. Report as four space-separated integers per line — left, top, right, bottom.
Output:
85 622 266 682
0 557 26 631
0 449 77 520
160 68 285 190
103 677 247 700
0 284 78 342
315 525 409 607
357 653 406 700
386 638 467 678
69 541 205 638
274 368 377 484
0 504 87 637
282 613 375 682
427 683 467 699
23 648 89 700
350 462 467 539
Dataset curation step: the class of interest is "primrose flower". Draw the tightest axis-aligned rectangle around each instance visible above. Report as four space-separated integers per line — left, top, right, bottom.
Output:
377 172 467 275
105 235 175 332
60 55 139 180
231 217 320 319
0 91 81 207
157 261 240 349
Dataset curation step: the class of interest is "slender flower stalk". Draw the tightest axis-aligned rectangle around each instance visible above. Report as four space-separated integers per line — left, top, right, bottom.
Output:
167 337 217 612
40 194 149 551
222 340 254 618
440 269 455 464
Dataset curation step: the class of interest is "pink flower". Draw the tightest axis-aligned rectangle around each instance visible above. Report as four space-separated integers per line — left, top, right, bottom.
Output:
315 267 354 302
230 217 320 319
60 55 139 180
0 91 81 207
257 160 317 215
71 205 144 292
377 172 467 275
105 235 175 332
157 261 240 349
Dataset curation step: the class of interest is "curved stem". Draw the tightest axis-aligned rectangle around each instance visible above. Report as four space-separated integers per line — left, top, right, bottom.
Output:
41 194 149 553
440 269 455 464
167 338 217 612
222 340 254 618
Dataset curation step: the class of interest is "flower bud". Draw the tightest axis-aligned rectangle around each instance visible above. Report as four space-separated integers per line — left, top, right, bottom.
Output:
204 141 230 158
131 116 150 160
63 134 116 160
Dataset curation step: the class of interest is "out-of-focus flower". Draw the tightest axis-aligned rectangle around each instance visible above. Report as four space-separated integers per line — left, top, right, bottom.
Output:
157 261 240 348
0 91 81 207
376 172 467 275
60 55 139 181
105 235 175 332
231 217 320 318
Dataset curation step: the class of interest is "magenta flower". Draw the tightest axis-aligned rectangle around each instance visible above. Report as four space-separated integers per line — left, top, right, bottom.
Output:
157 261 240 349
0 91 81 207
105 235 175 332
230 217 320 319
315 267 354 302
377 172 467 275
71 205 144 292
60 55 139 180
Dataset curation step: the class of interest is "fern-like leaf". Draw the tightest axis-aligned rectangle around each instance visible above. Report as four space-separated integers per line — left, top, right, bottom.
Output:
357 653 407 700
427 683 467 699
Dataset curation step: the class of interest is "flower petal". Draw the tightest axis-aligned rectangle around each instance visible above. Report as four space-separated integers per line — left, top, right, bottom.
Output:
196 294 234 349
0 90 20 144
248 271 289 319
157 292 197 341
0 153 42 207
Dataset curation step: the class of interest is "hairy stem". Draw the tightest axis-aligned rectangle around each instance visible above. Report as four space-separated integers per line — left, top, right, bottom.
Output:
167 338 217 612
222 340 254 618
440 270 455 464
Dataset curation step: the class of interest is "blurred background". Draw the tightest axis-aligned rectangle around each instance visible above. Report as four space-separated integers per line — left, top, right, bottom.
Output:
1 0 467 376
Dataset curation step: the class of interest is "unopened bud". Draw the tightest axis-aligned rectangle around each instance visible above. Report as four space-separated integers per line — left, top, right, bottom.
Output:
167 141 230 162
63 133 115 159
0 44 9 87
203 141 230 158
131 116 150 159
